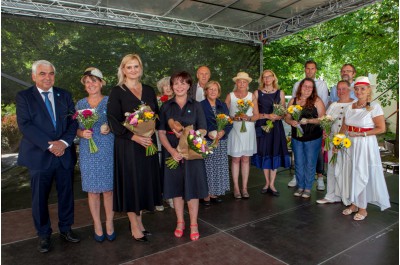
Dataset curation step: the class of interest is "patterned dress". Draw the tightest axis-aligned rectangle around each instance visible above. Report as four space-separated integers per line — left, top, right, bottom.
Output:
76 96 114 193
204 106 230 196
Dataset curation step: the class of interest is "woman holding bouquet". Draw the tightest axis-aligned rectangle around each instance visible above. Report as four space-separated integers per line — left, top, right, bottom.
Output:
107 54 162 242
225 72 259 199
76 67 115 242
252 70 290 197
285 78 325 199
200 81 233 205
338 76 390 221
316 80 354 204
158 71 208 241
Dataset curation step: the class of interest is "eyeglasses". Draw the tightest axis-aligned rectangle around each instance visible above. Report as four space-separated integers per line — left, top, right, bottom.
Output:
341 70 353 73
263 75 274 79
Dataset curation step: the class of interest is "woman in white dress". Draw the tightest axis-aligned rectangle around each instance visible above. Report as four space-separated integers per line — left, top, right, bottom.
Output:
316 80 354 204
338 76 390 221
225 72 259 199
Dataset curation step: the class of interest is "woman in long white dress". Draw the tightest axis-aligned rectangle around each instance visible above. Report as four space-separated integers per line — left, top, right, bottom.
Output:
338 76 390 221
316 80 354 204
225 72 259 199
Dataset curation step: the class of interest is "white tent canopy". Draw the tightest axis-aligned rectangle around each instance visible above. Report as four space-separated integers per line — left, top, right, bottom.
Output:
1 0 379 45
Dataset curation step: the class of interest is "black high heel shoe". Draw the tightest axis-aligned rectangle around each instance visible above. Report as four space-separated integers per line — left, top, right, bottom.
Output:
142 230 152 236
129 222 152 236
133 235 148 242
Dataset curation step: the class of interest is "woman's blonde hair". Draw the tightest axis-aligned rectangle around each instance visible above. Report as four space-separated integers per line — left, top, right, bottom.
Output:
204 80 221 98
157 76 171 94
258 69 279 90
117 54 143 86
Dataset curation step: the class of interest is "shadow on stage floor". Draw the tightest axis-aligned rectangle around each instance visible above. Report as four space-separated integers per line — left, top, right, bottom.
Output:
1 165 399 265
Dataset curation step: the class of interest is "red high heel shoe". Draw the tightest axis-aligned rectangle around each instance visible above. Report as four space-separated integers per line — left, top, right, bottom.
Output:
174 221 185 238
190 224 200 241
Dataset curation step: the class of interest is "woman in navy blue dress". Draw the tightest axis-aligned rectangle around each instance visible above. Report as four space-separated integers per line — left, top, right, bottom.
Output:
76 67 115 242
252 70 290 196
158 71 208 241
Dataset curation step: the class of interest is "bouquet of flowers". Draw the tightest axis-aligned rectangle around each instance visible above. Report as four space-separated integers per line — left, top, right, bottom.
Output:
209 113 233 147
165 125 213 169
123 104 157 156
319 115 336 151
73 108 99 153
330 133 351 165
235 99 254 132
261 103 287 133
157 95 169 108
287 104 303 137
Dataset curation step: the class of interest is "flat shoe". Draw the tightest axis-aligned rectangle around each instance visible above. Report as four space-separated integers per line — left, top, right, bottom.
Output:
342 207 358 216
242 190 250 199
234 192 242 199
316 199 334 204
260 188 269 194
268 188 280 197
210 197 223 203
293 189 304 197
301 191 311 198
353 213 367 221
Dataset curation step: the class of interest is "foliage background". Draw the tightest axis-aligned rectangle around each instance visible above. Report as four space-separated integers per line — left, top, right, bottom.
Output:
264 0 399 107
1 15 260 104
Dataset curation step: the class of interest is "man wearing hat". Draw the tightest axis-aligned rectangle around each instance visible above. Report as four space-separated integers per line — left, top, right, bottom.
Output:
328 64 357 105
288 60 329 190
16 60 80 253
188 65 211 102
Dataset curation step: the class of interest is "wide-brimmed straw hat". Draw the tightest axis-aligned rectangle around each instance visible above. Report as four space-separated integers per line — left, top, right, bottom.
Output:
354 76 375 88
232 72 252 83
81 67 106 85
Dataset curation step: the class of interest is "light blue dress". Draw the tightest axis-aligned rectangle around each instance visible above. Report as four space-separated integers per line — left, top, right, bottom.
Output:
76 96 114 193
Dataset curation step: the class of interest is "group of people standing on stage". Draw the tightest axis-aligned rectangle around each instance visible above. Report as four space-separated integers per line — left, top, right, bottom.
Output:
284 61 390 221
16 55 390 254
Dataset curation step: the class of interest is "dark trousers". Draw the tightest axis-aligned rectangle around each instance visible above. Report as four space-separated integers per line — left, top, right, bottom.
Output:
316 149 324 175
29 158 74 237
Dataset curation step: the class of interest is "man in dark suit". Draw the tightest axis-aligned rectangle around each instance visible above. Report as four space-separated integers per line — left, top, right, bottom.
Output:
16 60 80 253
188 65 211 102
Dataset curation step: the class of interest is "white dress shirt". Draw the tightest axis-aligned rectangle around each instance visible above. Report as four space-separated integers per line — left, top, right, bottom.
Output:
195 83 205 102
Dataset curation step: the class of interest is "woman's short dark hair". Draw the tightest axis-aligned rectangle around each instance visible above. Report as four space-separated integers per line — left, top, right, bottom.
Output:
170 71 193 88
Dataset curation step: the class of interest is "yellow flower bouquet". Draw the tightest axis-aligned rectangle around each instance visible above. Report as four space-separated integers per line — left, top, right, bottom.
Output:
210 113 233 147
235 99 254 132
287 104 303 137
330 133 351 165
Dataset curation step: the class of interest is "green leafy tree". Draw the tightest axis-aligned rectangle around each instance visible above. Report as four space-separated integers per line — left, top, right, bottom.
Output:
264 0 399 107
